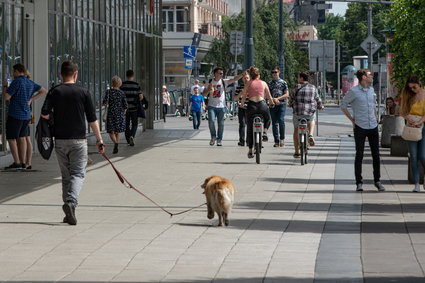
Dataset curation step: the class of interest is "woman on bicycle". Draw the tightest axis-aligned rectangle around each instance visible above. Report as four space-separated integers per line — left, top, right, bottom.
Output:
241 67 275 158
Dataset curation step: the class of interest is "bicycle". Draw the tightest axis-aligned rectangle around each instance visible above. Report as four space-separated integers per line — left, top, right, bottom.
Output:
298 118 309 165
253 115 264 164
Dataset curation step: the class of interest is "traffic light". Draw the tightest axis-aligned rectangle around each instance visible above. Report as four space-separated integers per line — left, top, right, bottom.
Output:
339 44 348 61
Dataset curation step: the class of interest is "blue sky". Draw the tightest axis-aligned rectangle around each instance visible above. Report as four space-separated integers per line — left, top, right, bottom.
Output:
329 1 349 16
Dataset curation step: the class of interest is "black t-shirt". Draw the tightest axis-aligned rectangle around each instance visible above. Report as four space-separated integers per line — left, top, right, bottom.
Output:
42 83 97 139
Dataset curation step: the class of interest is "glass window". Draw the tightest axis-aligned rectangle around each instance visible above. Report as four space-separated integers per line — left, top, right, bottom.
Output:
15 6 23 65
48 0 56 11
0 3 4 152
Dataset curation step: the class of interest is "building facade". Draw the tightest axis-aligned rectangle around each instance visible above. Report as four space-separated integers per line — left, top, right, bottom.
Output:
162 0 229 89
0 0 163 156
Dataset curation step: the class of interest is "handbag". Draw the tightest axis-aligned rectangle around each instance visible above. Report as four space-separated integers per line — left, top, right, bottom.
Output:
402 115 423 141
36 117 54 160
137 100 146 118
102 90 110 123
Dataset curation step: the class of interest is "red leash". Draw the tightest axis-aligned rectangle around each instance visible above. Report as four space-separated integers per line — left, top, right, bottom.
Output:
101 153 206 217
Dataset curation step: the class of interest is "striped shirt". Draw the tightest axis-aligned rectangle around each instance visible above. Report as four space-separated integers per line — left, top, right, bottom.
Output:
289 82 322 116
7 75 41 120
120 80 142 112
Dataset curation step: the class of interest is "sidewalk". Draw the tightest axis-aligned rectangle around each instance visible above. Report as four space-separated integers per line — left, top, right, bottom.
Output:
0 114 424 282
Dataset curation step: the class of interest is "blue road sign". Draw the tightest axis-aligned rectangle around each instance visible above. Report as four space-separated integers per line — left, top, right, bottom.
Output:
184 58 193 69
183 45 197 59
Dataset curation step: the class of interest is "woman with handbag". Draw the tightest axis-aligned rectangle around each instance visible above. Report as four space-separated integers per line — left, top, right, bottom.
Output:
400 75 425 192
102 76 128 154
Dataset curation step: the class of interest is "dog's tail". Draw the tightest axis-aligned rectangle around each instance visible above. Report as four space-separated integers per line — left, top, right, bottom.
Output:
214 184 234 213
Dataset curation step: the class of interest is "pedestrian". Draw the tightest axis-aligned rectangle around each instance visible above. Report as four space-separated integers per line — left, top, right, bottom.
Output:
191 79 200 95
268 66 289 148
203 67 244 146
340 69 385 192
2 63 47 170
289 71 324 158
189 86 205 129
240 66 274 158
200 80 206 94
162 85 171 122
385 97 400 115
103 76 128 154
400 75 425 192
24 69 34 169
233 71 250 147
121 69 143 146
41 61 105 225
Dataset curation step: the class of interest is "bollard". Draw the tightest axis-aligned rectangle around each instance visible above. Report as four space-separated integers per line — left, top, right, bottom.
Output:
390 135 408 157
381 115 404 148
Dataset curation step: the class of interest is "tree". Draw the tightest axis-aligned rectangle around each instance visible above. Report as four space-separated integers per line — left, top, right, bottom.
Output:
203 2 308 87
390 0 425 87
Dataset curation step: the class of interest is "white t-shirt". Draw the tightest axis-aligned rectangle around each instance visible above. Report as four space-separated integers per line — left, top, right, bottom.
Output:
208 79 229 108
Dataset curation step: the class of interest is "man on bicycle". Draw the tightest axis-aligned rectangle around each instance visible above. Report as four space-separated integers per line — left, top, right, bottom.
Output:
289 71 324 158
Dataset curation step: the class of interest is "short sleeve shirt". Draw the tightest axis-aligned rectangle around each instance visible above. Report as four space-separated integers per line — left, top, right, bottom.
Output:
268 79 288 99
190 94 204 112
7 75 41 120
208 78 229 108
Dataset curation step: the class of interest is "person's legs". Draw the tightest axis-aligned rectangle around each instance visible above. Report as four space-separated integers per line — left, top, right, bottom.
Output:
17 137 27 165
308 119 316 136
163 104 168 122
270 107 279 143
66 140 88 206
407 140 420 184
125 112 131 143
368 127 381 183
418 128 425 186
246 104 255 152
108 132 117 144
354 125 367 185
6 116 23 165
25 135 33 168
278 104 286 141
130 111 138 139
192 111 197 129
195 111 201 129
293 114 300 155
216 107 225 141
55 140 72 204
238 108 246 144
208 106 217 139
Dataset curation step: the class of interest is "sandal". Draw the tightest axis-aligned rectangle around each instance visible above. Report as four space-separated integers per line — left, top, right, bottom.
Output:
293 153 301 158
247 152 254 159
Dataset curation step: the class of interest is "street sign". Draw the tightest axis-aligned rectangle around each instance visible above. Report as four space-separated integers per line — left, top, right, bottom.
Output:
184 58 193 69
360 35 382 55
183 45 196 59
230 31 244 45
230 44 243 56
309 40 335 72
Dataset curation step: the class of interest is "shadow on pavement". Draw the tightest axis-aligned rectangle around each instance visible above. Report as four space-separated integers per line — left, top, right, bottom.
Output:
0 128 201 204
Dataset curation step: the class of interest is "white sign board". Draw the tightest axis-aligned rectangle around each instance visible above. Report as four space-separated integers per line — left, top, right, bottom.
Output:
309 40 335 72
360 35 382 55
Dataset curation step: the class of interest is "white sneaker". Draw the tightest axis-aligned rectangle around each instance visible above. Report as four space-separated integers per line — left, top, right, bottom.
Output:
413 184 420 193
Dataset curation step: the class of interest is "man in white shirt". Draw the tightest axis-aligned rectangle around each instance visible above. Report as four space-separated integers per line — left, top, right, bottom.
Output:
191 79 200 95
203 67 244 146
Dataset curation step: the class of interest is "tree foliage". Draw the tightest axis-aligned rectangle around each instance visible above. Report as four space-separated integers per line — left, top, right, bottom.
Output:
390 0 425 87
203 2 308 87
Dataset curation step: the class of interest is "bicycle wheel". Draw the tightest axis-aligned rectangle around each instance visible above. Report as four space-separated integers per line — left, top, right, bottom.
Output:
255 132 261 164
300 134 304 165
304 133 308 164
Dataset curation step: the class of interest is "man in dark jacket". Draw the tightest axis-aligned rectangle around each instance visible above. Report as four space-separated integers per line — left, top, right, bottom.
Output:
120 70 143 146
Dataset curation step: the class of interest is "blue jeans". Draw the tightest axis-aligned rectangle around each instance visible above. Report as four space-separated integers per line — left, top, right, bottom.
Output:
270 103 286 143
208 106 225 140
407 126 425 183
192 110 201 129
55 139 88 206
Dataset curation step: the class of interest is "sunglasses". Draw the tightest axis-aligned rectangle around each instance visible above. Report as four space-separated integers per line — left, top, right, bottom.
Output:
271 71 279 74
218 72 224 75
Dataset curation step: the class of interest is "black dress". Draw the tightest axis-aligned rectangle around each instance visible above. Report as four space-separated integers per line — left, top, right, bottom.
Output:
103 89 128 133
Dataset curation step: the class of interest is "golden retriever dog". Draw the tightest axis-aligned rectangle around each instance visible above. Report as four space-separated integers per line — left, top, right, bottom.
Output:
201 176 235 226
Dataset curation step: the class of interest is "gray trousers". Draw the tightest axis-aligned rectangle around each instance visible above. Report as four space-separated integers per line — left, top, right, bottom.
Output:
55 139 88 206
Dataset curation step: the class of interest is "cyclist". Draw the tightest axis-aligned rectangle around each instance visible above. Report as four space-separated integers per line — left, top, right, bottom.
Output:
240 67 275 159
289 71 324 158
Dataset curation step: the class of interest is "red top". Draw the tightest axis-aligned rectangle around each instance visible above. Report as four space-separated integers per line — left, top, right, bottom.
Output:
247 80 264 98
